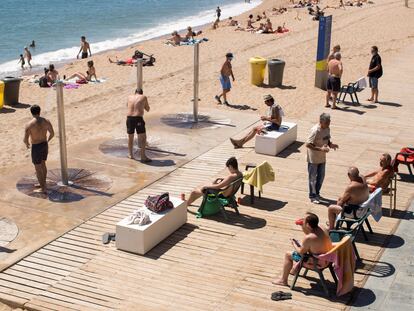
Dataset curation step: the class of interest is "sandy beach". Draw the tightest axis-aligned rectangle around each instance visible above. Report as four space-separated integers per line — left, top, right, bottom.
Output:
0 0 413 171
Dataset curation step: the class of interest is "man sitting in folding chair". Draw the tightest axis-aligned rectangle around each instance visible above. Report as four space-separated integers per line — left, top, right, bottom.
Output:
365 153 394 191
186 157 243 206
273 213 333 287
327 167 369 230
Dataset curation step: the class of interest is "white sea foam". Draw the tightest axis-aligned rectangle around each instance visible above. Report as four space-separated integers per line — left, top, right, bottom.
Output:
0 0 261 77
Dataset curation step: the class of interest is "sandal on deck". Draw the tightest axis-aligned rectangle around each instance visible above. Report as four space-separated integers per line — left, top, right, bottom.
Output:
271 291 292 301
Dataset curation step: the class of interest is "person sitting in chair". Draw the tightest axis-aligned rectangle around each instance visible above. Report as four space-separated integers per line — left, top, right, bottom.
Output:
186 157 242 206
364 153 394 191
273 212 333 286
327 167 369 230
230 94 283 148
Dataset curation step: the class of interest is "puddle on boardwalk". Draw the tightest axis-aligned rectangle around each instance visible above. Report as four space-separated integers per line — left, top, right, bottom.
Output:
160 113 233 130
16 168 112 203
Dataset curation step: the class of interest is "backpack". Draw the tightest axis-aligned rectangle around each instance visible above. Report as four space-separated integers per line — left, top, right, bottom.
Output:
145 192 173 213
39 76 49 88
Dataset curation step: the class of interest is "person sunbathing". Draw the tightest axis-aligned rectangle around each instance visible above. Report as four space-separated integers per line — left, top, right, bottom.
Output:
168 31 184 46
365 153 394 191
186 157 242 206
276 24 289 33
46 64 59 83
227 17 239 26
66 60 97 82
273 212 333 286
263 19 274 33
327 167 369 230
230 94 283 148
185 26 203 40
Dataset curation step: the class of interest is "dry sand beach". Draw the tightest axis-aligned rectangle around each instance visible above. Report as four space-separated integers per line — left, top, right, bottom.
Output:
1 0 414 310
1 0 414 171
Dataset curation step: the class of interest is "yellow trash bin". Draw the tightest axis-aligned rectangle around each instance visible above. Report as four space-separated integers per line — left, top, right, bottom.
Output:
0 81 4 109
249 56 267 86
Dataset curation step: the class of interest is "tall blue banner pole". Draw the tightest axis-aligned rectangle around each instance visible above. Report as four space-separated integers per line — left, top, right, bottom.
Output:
315 15 332 90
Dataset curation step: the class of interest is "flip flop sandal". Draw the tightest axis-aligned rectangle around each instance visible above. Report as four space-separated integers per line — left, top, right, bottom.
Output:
102 233 116 244
325 104 331 108
271 291 292 301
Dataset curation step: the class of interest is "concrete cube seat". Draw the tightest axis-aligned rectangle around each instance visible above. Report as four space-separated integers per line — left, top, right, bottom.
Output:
116 197 187 255
255 121 297 156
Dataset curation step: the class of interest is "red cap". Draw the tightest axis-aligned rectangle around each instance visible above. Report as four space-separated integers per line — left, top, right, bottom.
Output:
295 218 304 225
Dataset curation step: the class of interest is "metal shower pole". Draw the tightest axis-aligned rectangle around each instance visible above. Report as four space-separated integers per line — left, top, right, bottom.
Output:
56 81 69 185
136 59 144 90
193 43 200 122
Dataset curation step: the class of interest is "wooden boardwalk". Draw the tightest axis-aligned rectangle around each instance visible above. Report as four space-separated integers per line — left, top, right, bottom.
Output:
1 47 414 310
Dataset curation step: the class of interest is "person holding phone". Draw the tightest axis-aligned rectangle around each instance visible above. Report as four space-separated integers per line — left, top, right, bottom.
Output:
273 213 333 286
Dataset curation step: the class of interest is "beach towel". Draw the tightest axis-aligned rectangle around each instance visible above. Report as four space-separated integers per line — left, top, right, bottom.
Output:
316 236 356 296
242 161 275 193
362 188 382 222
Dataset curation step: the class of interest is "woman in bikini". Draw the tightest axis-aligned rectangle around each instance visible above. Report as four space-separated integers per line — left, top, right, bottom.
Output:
66 60 97 82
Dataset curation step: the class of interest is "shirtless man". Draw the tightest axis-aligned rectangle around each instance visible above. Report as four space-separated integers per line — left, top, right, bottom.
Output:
326 52 343 109
365 153 393 191
46 64 59 83
77 36 92 59
230 94 283 148
215 53 235 105
23 105 55 193
327 167 369 229
168 31 183 46
126 89 151 163
186 157 242 206
327 44 341 62
24 47 32 68
273 212 333 286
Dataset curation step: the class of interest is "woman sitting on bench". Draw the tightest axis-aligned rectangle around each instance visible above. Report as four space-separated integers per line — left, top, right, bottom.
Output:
230 94 283 149
186 157 242 206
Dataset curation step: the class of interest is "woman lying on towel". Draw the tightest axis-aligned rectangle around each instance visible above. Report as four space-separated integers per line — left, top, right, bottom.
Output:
109 50 155 66
65 60 97 83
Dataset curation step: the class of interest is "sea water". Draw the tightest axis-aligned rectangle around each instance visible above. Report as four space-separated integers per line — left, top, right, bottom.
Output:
0 0 261 77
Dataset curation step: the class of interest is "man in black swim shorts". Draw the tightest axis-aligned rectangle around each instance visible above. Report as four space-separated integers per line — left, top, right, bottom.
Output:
327 167 369 229
126 89 151 162
24 105 55 193
77 36 92 59
326 52 343 109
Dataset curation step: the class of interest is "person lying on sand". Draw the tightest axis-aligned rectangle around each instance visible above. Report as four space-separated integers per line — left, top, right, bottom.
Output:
65 60 97 82
227 17 239 26
276 23 289 33
212 18 220 29
167 31 184 46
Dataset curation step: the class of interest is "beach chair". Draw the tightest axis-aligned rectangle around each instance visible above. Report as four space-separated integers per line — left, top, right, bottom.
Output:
290 236 354 297
329 228 361 261
394 147 414 178
197 177 243 220
337 77 366 105
240 163 261 204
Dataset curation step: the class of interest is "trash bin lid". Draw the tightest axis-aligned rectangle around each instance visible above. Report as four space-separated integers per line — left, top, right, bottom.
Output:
249 57 267 65
268 59 285 64
2 77 23 82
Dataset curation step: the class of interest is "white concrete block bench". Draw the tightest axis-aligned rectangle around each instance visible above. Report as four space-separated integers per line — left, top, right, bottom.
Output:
255 121 298 156
116 197 187 255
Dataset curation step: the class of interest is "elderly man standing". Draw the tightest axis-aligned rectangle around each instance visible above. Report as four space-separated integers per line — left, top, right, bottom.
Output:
367 46 382 103
326 52 343 109
306 113 338 204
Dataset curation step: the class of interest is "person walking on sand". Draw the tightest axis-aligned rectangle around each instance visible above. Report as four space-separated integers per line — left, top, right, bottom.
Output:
24 105 55 193
77 36 92 59
126 89 151 163
24 47 32 68
367 46 382 103
215 53 235 106
326 52 343 109
18 54 25 69
306 113 338 204
216 6 222 20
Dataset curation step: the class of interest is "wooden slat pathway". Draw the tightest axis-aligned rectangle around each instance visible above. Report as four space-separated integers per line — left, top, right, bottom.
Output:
1 45 414 309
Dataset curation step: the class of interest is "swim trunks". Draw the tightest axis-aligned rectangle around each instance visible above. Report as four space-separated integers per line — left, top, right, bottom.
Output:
81 52 88 59
326 76 341 92
220 75 231 90
265 123 280 131
343 204 361 215
126 116 146 135
31 141 48 165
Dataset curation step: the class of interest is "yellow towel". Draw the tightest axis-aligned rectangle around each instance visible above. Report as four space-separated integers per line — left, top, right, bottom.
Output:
242 161 275 193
